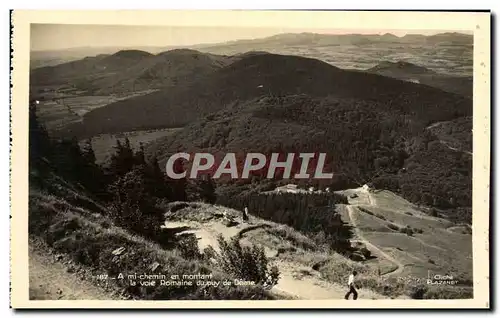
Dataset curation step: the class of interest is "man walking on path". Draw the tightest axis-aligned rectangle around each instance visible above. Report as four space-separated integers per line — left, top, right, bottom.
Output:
242 206 249 222
344 270 358 300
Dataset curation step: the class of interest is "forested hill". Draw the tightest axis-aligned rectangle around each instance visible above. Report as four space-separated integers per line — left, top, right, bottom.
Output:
142 55 472 223
60 53 470 138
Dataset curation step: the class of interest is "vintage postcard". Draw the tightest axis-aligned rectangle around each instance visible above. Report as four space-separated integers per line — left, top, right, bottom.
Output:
10 10 491 309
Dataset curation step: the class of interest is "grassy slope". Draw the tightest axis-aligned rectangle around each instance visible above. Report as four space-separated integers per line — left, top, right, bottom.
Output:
335 188 473 288
162 201 388 300
366 61 472 98
28 164 472 300
28 172 276 300
164 198 472 299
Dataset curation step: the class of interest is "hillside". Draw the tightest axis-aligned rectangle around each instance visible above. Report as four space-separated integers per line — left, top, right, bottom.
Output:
28 105 279 300
145 96 472 222
30 49 232 96
28 171 281 300
29 169 470 300
335 186 472 281
367 61 473 98
426 117 473 154
60 53 471 138
174 188 471 299
139 54 472 221
27 99 473 300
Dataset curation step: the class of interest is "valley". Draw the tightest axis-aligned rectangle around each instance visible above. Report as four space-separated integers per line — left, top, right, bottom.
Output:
27 31 474 301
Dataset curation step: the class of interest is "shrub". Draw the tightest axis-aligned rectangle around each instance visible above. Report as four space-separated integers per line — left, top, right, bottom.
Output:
410 285 428 299
359 247 372 259
424 286 473 299
359 276 406 297
399 226 414 236
267 266 281 287
350 252 365 262
202 246 218 263
266 225 317 251
215 234 280 286
178 235 202 260
358 206 374 216
387 223 400 231
430 208 439 217
169 202 190 213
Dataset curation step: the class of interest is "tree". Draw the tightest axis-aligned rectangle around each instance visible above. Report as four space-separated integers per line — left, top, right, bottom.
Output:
78 138 108 198
109 138 135 178
134 142 146 166
168 156 187 202
144 156 170 199
199 174 217 204
29 101 52 166
108 166 164 239
81 138 96 165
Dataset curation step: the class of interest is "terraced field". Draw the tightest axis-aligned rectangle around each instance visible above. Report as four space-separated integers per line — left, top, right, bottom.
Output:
336 186 472 282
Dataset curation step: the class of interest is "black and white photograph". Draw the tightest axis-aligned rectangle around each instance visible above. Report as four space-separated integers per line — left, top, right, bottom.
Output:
9 10 491 309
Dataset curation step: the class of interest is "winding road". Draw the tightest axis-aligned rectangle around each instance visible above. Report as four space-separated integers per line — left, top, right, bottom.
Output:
439 140 472 156
346 205 404 277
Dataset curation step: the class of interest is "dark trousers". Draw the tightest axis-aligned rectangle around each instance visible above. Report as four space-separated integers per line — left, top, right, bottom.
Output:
344 285 358 300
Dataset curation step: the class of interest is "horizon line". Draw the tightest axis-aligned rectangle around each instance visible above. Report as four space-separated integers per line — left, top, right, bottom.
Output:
30 30 473 52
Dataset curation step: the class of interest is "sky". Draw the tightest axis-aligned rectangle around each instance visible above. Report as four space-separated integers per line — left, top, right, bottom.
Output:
30 24 471 51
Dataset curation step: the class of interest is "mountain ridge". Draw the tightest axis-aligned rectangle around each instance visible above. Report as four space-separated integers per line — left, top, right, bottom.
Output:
31 32 473 69
57 52 470 138
30 48 234 95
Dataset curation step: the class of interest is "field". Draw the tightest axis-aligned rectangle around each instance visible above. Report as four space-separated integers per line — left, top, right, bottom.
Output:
199 43 472 77
34 88 158 131
335 187 472 283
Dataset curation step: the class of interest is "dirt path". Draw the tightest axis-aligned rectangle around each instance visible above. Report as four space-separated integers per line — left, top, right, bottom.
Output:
426 121 448 130
446 225 472 235
29 243 116 300
163 221 278 258
233 223 383 299
367 190 376 206
164 217 384 299
271 259 386 300
439 140 472 156
346 205 404 277
345 185 450 274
